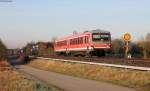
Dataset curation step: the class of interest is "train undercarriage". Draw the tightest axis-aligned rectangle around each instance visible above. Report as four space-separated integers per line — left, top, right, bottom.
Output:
56 48 110 57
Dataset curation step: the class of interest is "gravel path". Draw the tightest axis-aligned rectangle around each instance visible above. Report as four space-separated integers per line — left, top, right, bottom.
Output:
15 65 137 91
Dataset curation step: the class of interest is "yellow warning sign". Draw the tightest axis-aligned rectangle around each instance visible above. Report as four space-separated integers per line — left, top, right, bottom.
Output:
123 33 131 41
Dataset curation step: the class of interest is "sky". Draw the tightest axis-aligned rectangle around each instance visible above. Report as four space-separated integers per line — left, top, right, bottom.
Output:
0 0 150 49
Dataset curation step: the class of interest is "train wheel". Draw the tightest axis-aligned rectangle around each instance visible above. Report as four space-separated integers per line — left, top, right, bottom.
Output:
85 52 92 58
86 46 92 57
97 50 105 57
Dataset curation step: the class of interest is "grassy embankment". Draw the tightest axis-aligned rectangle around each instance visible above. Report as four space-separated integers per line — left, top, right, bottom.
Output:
0 60 62 91
28 59 150 91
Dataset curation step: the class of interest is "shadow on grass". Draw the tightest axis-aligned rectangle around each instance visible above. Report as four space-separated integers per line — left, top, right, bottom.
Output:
9 56 35 66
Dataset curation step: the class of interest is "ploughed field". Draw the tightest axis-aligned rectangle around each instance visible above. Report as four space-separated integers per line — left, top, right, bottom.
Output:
40 55 150 67
0 60 62 91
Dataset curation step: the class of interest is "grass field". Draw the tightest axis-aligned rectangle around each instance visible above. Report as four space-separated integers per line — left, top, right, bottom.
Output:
28 59 150 91
0 60 62 91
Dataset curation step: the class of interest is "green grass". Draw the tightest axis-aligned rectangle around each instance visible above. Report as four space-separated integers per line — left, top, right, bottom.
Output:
28 59 150 91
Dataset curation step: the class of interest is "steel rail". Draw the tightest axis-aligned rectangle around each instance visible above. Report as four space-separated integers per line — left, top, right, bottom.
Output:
30 56 150 71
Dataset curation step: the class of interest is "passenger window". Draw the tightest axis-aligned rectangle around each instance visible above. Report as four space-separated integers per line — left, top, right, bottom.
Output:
86 36 89 43
85 37 86 43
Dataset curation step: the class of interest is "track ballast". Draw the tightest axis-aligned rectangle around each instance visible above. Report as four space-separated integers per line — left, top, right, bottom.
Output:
38 55 150 68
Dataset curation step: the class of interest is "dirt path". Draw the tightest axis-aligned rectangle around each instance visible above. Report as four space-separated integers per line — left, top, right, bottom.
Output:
15 65 137 91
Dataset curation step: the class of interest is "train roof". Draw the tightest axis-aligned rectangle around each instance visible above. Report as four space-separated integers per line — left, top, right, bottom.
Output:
55 29 110 42
55 32 87 42
90 29 110 33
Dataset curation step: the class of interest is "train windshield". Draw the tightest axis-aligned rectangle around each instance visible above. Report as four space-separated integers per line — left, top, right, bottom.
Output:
92 33 110 41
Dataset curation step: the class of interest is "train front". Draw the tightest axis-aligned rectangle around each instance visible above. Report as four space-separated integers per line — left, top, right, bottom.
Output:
90 30 111 56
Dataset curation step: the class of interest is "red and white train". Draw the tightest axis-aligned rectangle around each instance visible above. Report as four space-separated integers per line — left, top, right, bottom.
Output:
54 29 111 56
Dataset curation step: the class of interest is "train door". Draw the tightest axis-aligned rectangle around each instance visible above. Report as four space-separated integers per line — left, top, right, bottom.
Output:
66 40 70 55
84 35 89 53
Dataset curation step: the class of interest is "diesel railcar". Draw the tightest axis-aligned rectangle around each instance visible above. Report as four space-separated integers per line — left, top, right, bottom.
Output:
54 29 111 56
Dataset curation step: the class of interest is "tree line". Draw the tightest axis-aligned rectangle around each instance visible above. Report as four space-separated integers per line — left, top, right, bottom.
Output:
23 41 54 57
111 33 150 59
1 32 149 60
22 33 150 59
0 39 7 60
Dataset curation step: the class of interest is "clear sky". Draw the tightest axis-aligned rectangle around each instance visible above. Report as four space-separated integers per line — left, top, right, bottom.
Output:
0 0 150 49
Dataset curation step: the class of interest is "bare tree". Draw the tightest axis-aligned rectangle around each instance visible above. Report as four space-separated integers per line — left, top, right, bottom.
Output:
111 38 124 57
0 39 7 59
137 33 150 59
146 33 150 57
51 36 57 43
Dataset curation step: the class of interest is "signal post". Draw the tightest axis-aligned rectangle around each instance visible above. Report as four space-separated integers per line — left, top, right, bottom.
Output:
123 33 131 58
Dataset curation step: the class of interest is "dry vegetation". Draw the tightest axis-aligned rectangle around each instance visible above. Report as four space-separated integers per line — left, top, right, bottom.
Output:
0 60 62 91
28 59 150 91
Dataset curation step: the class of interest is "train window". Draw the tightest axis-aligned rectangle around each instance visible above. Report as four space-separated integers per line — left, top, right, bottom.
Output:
79 38 80 44
72 38 76 45
70 39 72 45
79 38 81 44
86 37 89 43
73 39 75 44
79 37 82 44
92 33 110 41
75 38 77 44
100 34 110 41
72 39 73 44
93 34 100 39
70 37 84 45
57 40 67 47
74 38 77 44
100 35 109 38
79 37 81 44
73 39 75 45
84 36 88 43
84 37 86 43
73 39 74 44
71 39 73 45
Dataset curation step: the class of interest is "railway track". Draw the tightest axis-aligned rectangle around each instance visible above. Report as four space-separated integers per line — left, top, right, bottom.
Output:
38 55 150 68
